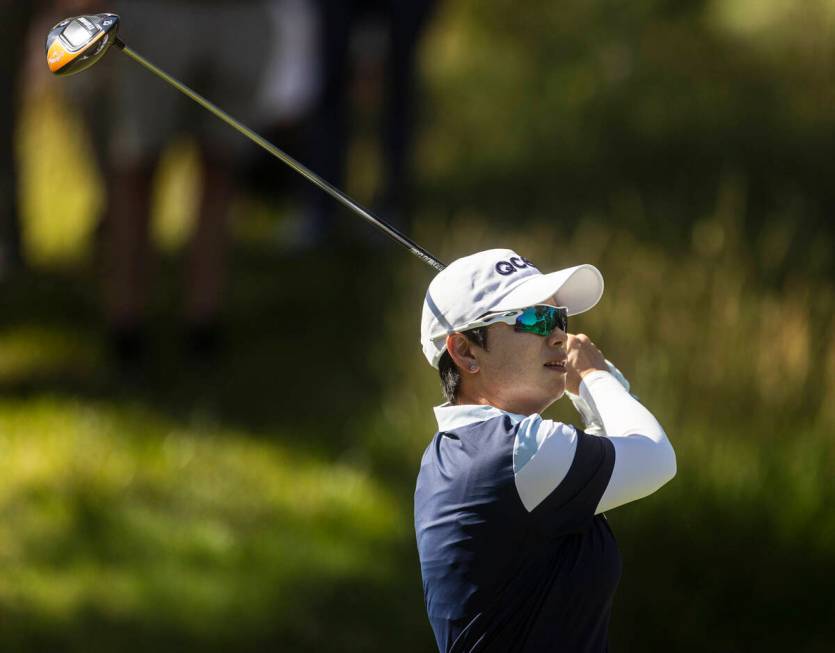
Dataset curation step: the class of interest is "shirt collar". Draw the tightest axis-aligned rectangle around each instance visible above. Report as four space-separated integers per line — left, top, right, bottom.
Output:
433 402 528 431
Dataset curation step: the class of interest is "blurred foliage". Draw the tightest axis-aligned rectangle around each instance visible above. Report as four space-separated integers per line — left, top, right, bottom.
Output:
3 0 835 651
420 0 835 278
0 398 402 651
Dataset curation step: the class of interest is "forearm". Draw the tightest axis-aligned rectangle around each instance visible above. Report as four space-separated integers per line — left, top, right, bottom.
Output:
579 371 666 443
579 371 676 513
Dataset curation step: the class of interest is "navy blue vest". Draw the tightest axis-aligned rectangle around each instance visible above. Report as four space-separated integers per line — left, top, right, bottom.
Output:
414 414 620 652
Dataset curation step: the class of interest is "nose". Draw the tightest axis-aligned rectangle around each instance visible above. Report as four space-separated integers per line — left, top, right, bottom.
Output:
547 326 566 348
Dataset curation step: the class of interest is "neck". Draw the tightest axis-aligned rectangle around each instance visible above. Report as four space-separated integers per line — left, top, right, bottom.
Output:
455 384 549 416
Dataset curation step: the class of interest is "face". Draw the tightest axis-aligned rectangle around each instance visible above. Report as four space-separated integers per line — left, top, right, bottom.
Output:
450 298 568 415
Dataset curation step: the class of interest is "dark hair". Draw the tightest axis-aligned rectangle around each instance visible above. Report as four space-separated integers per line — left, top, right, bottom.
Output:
438 328 489 403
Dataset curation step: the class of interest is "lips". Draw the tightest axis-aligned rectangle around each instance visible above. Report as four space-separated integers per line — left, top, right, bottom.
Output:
544 360 567 372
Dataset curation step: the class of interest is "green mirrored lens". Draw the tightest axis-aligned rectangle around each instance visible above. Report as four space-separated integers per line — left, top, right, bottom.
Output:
515 307 549 335
514 306 567 336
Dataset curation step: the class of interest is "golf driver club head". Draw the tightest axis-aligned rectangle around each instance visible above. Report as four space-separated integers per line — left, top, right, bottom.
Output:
46 13 120 76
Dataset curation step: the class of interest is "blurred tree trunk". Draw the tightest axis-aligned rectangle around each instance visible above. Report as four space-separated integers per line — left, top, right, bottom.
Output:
0 3 34 274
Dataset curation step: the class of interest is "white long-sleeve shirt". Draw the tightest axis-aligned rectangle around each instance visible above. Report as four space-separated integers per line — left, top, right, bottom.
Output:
432 369 676 514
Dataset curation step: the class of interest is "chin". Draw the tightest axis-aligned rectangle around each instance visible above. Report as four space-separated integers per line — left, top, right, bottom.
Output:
536 385 565 412
547 376 567 398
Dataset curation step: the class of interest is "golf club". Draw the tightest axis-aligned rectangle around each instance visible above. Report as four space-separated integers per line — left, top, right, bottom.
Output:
46 13 446 271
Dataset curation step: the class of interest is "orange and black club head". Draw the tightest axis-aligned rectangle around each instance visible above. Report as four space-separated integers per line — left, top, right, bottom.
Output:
46 14 120 76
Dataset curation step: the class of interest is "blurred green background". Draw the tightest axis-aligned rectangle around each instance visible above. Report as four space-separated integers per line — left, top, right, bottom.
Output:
3 0 835 650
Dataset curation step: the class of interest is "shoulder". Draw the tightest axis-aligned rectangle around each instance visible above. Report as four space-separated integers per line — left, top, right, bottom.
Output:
513 414 578 472
419 415 517 470
415 417 523 514
513 415 582 512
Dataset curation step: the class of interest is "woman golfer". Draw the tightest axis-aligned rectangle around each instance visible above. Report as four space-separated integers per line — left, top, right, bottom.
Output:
415 249 676 652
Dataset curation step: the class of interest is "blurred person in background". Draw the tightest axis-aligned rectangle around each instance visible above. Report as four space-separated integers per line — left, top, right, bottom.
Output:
299 0 439 247
0 2 36 277
242 0 320 228
105 1 271 367
416 249 676 652
0 0 99 277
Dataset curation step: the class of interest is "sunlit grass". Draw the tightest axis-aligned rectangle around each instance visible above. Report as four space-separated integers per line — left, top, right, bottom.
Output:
0 325 103 382
0 397 400 641
711 0 835 46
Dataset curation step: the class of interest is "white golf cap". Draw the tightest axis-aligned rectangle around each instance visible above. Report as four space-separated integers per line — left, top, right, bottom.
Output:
420 248 604 368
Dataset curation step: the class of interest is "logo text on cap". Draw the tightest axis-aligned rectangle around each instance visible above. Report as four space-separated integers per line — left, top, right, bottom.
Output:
495 257 537 276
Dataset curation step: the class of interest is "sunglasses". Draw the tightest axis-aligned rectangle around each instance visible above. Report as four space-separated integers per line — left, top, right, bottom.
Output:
461 304 568 337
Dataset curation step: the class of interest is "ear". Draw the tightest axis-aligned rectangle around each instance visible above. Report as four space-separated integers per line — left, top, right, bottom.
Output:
446 333 481 374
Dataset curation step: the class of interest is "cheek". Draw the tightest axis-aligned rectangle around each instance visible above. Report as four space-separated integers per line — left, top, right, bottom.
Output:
483 335 542 379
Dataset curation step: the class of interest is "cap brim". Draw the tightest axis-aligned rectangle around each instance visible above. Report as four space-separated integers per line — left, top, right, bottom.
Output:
492 264 604 316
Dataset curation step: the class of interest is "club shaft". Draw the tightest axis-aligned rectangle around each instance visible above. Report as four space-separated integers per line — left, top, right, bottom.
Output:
112 38 445 272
